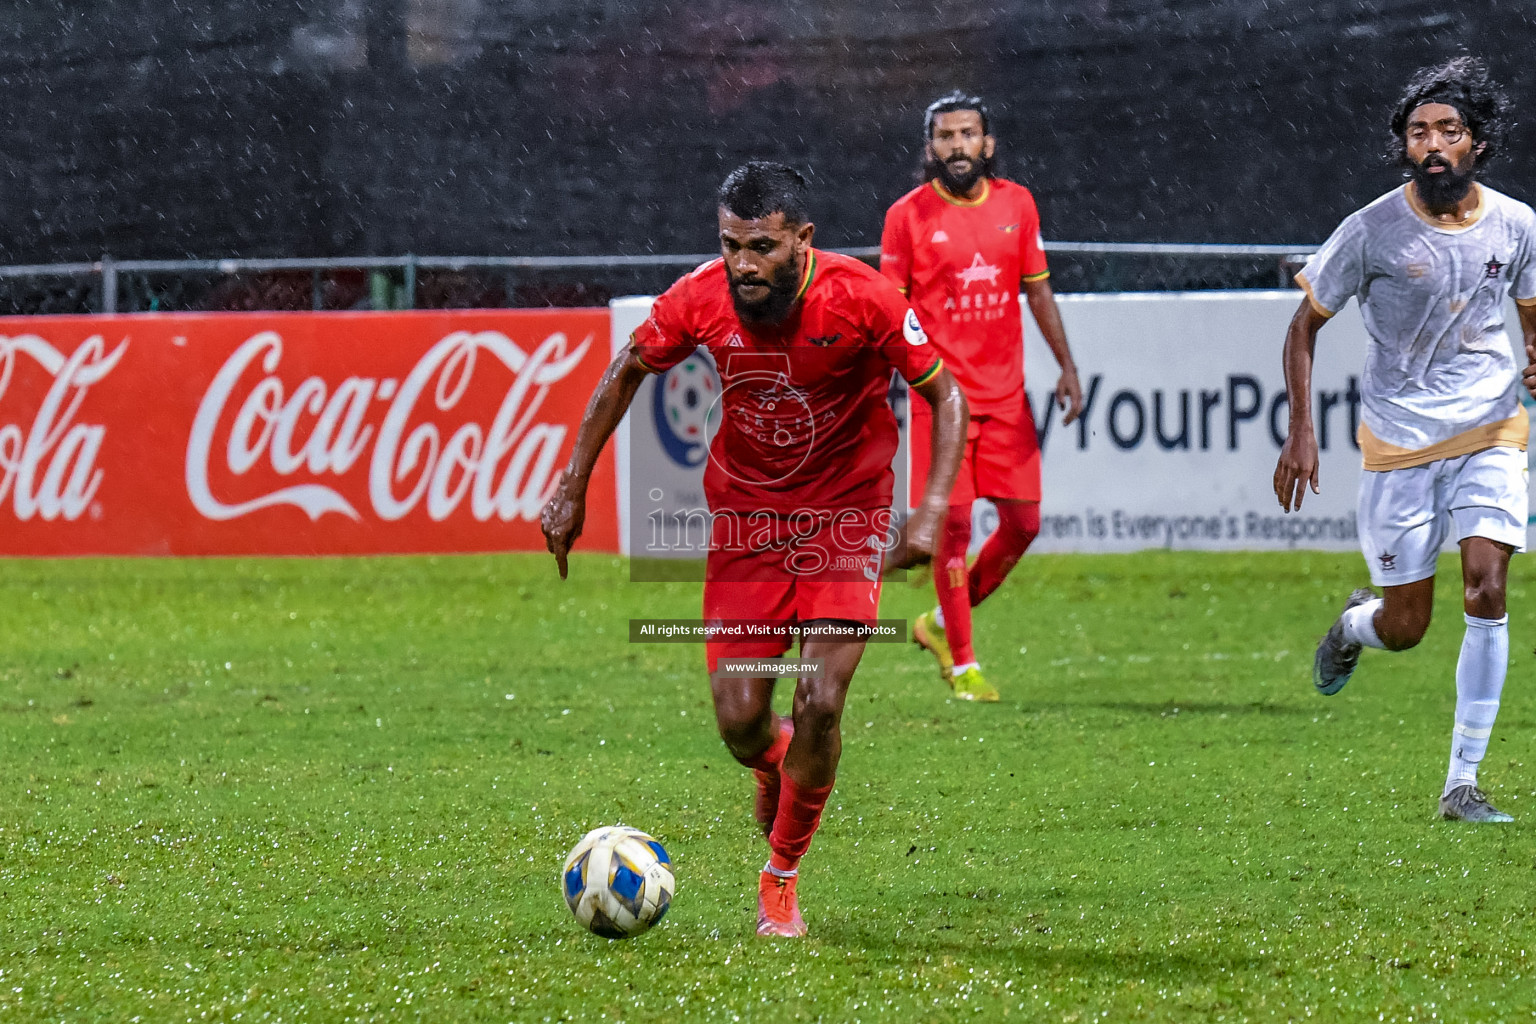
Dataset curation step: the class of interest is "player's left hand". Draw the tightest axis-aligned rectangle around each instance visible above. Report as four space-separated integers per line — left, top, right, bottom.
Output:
1056 367 1084 426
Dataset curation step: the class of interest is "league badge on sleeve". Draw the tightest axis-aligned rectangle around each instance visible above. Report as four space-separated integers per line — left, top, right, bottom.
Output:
902 308 929 347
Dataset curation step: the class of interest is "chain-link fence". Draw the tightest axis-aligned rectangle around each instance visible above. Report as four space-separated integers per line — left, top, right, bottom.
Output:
0 244 1316 315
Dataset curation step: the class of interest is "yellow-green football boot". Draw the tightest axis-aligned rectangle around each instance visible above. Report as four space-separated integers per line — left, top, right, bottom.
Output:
912 610 954 682
950 665 999 702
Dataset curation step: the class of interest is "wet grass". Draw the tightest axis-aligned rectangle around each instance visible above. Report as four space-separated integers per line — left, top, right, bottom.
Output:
3 551 1536 1021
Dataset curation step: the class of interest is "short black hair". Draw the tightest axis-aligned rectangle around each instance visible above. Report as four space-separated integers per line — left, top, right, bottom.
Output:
717 161 811 225
924 90 990 139
1389 57 1509 166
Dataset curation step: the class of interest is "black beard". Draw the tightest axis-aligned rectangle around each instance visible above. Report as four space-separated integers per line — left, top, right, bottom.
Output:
1410 156 1476 209
935 154 988 195
727 258 801 325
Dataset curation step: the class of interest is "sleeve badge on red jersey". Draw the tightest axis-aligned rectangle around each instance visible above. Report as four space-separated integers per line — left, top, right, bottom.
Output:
902 308 929 347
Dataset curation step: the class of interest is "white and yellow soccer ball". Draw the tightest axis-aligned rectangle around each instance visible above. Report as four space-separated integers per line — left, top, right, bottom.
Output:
561 826 674 939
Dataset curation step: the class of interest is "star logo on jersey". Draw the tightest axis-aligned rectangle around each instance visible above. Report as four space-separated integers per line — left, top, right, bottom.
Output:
806 332 841 347
956 252 1001 290
930 229 949 244
1378 551 1396 572
1486 255 1506 279
997 223 1019 233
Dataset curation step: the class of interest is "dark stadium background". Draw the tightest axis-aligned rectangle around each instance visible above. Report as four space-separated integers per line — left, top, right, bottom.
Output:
2 0 1533 307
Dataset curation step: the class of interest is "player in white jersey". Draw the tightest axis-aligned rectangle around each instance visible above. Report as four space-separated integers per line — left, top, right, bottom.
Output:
1274 57 1536 823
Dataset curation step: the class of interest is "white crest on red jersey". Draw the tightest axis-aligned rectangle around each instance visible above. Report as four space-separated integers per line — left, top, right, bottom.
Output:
902 309 929 347
930 230 949 244
957 253 1001 290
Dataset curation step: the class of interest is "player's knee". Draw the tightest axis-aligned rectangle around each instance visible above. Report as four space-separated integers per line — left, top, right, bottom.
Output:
1464 576 1507 619
709 685 771 748
997 501 1041 549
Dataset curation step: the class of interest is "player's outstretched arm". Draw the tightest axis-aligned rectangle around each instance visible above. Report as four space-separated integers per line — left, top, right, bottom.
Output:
1022 277 1083 425
540 350 650 579
1519 303 1536 400
893 367 969 568
1273 298 1330 513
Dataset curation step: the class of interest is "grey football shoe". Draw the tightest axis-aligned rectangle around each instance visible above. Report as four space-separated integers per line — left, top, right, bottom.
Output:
1312 588 1377 696
1439 784 1514 823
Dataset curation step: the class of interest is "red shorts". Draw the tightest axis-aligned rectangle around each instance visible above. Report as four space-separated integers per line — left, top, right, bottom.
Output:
909 398 1041 506
702 510 888 674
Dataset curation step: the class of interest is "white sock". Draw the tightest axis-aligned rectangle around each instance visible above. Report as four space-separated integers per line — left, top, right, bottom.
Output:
763 861 797 878
952 661 980 674
1341 599 1386 649
933 605 946 630
1445 613 1508 795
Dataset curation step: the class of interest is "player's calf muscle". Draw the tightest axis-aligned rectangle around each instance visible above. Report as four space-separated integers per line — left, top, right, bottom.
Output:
1376 608 1429 650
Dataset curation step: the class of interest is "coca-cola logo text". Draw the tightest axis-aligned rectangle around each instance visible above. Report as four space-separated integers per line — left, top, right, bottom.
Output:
0 334 126 522
186 329 591 523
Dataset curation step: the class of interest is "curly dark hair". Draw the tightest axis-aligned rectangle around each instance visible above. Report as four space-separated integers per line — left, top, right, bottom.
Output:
1388 56 1510 167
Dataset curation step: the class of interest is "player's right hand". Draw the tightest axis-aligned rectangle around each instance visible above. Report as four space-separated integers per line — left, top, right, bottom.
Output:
540 472 587 579
1272 432 1320 513
888 499 944 571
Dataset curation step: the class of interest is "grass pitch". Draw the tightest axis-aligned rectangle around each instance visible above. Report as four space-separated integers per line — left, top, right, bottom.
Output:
3 550 1536 1022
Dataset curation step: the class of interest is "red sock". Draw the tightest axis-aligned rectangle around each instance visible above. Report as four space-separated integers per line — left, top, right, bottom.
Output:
935 504 975 666
968 500 1039 607
767 771 835 873
740 715 792 772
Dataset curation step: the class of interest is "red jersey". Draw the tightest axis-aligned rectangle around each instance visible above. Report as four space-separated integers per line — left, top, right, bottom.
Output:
631 249 943 514
880 178 1049 417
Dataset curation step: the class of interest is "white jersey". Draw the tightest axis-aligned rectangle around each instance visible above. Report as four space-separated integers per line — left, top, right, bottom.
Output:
1298 183 1536 468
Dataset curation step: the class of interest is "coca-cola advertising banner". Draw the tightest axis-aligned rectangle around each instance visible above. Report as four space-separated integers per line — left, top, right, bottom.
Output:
0 311 617 556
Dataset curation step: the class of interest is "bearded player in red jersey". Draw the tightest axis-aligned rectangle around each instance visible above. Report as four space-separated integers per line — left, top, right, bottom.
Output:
881 91 1085 702
542 162 968 937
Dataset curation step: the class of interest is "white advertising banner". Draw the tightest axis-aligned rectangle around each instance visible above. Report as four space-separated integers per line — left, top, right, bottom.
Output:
614 291 1533 555
1021 291 1365 552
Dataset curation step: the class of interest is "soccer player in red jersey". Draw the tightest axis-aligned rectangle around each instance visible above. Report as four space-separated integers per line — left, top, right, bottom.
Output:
881 91 1085 702
542 162 968 937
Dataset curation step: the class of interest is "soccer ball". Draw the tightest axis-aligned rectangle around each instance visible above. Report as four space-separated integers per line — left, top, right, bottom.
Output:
561 825 674 939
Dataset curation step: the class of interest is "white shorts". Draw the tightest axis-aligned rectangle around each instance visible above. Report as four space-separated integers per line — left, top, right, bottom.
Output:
1357 446 1528 587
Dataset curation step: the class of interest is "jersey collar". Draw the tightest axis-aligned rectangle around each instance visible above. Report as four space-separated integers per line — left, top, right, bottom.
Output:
931 178 991 207
793 249 817 303
1402 181 1486 232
